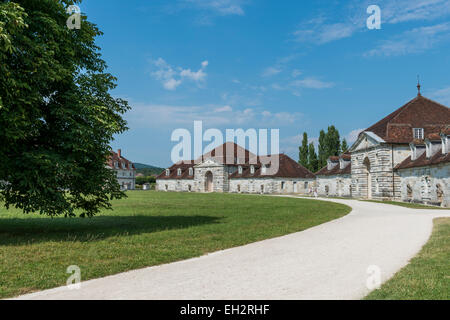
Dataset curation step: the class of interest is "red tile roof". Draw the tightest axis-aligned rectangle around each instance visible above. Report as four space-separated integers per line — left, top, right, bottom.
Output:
364 95 450 144
229 154 315 179
157 143 315 180
107 151 136 170
395 148 450 170
156 162 195 180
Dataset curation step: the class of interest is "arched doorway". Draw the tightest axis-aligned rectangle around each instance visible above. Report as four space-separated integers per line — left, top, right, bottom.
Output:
363 157 372 199
205 171 213 192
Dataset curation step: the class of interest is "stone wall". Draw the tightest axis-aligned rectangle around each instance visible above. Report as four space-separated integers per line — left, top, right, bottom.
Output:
398 163 450 207
351 144 410 200
229 178 315 194
156 179 195 192
316 174 352 197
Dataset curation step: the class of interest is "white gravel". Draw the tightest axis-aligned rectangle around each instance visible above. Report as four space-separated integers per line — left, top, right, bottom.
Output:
13 197 450 300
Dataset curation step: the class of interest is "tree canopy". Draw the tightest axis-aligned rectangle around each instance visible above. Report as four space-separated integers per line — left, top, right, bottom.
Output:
299 126 348 172
0 0 129 217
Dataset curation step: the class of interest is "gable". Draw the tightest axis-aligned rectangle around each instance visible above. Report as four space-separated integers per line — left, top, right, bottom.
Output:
349 132 384 152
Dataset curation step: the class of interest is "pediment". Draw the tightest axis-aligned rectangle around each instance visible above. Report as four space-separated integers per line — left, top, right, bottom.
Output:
349 131 385 152
195 157 223 167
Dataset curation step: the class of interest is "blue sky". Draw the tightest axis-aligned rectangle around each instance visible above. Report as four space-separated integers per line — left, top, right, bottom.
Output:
82 0 450 167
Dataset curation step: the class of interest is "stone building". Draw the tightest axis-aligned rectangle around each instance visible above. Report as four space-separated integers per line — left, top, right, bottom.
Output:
316 89 450 207
316 154 352 197
107 149 136 190
156 142 316 194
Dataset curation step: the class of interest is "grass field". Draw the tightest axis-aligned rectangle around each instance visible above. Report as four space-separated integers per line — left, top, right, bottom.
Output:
366 217 450 300
0 191 351 299
362 200 448 210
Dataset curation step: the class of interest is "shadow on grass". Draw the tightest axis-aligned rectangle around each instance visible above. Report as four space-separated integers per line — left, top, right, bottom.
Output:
0 215 223 245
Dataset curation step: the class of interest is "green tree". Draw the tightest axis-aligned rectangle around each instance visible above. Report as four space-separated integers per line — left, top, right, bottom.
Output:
342 138 349 153
325 125 341 157
308 143 319 172
0 1 129 217
299 132 309 168
318 130 327 169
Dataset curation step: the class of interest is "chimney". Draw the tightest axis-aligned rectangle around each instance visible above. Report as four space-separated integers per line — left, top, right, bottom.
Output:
118 149 122 158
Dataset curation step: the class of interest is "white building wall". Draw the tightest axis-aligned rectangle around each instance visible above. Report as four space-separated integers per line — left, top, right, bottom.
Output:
317 174 352 197
398 163 450 207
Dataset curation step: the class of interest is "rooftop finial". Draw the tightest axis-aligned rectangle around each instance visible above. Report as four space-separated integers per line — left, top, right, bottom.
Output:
417 75 421 96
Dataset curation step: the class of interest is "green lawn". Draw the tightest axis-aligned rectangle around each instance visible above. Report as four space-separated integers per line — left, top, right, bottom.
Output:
366 218 450 300
362 200 448 210
0 191 350 299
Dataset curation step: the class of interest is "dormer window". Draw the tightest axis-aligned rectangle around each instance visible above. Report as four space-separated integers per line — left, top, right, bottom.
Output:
177 168 182 176
261 165 266 174
238 166 243 174
165 169 170 176
413 128 424 140
250 165 255 174
189 168 193 176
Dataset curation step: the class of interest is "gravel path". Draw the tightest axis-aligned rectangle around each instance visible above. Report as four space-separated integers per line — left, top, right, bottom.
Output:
14 197 450 300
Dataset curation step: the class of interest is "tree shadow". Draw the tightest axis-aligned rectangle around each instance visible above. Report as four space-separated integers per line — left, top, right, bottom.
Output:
0 215 223 246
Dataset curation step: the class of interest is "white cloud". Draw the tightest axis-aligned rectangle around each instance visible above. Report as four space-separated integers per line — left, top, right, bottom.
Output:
262 67 282 77
183 0 246 16
291 69 302 78
292 0 450 47
151 58 209 90
291 78 335 89
294 22 357 44
381 0 450 24
127 102 303 129
214 105 233 112
365 22 450 57
345 128 364 143
430 86 450 105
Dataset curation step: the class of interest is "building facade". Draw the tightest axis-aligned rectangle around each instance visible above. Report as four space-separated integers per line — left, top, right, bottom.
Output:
157 91 449 207
107 149 136 190
316 92 450 207
156 142 316 194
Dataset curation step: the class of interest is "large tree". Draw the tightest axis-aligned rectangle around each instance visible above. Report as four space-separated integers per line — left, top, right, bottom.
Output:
0 0 129 217
307 143 318 172
317 129 327 168
298 132 308 168
341 138 349 153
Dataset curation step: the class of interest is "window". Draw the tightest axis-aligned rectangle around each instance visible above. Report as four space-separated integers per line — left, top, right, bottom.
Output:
250 165 255 174
413 128 424 139
281 182 285 189
238 166 243 174
165 169 170 176
304 181 308 189
177 168 182 176
189 168 193 176
261 165 266 174
237 185 241 192
114 161 119 169
188 185 192 192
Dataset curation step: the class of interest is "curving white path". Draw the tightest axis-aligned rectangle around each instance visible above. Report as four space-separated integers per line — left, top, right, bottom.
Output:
14 197 450 300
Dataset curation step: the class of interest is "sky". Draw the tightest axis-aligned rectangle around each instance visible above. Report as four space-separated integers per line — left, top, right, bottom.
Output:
81 0 450 167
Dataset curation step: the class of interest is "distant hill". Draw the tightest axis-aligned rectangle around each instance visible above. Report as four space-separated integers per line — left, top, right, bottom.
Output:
134 163 165 176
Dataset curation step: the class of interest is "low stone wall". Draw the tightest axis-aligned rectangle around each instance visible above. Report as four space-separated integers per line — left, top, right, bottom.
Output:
398 163 450 207
316 174 352 197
